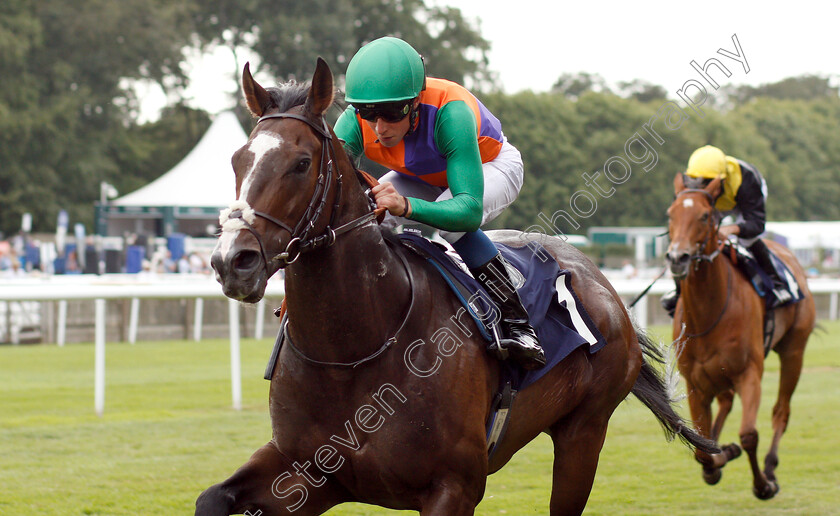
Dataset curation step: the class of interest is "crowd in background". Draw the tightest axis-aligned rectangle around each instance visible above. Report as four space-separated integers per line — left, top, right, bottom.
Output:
0 236 25 278
0 232 213 277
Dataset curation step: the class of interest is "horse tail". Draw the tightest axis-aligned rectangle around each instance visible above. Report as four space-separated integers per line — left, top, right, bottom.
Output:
630 328 720 455
813 321 827 335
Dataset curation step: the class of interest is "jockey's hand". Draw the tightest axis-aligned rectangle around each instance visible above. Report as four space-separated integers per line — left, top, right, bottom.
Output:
718 224 740 240
371 182 411 217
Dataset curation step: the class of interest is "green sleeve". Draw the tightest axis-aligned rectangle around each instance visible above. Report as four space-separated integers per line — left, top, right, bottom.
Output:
333 105 364 158
407 101 484 232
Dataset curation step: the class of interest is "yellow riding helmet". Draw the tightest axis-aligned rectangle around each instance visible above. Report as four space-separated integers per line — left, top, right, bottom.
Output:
686 145 727 179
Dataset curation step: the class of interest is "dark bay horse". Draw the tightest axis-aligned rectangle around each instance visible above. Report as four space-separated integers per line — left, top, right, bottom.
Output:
198 58 716 515
665 173 816 499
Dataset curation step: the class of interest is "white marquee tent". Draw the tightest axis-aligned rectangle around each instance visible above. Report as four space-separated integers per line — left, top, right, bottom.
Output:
97 111 247 238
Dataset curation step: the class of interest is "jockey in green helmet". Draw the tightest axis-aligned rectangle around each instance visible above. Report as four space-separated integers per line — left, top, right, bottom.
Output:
335 36 545 370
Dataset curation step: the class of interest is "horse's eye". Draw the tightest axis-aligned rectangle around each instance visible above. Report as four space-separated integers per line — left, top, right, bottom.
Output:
700 213 708 222
294 159 311 173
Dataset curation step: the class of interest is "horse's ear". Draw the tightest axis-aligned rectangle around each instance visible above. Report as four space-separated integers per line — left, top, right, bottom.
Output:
674 172 687 195
705 176 723 199
305 57 335 117
242 62 272 117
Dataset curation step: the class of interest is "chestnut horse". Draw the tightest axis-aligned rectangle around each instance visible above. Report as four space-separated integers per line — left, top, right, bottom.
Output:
665 173 815 499
197 59 716 516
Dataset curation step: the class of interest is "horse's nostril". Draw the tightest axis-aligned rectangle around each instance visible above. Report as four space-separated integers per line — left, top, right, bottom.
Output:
210 252 224 274
667 251 690 265
233 250 261 272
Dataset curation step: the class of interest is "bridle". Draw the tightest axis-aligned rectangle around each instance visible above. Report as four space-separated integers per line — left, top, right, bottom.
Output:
672 188 732 338
223 110 376 269
674 188 723 267
226 110 412 369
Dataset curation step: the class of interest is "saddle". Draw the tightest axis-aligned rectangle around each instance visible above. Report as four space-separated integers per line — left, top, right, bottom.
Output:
398 232 607 458
724 241 804 355
724 242 803 310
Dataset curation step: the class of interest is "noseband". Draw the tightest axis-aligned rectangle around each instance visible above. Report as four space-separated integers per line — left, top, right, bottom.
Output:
221 111 376 268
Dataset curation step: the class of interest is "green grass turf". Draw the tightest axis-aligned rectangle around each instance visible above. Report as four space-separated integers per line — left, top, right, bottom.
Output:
1 322 837 515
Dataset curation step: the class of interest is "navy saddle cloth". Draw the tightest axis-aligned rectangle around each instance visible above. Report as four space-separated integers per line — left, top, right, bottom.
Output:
399 233 606 391
724 242 804 309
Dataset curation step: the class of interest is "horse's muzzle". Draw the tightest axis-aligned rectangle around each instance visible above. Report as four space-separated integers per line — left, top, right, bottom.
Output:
665 249 690 279
211 247 269 303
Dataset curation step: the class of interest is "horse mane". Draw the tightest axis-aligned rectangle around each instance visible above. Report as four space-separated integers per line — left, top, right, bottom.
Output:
265 80 344 113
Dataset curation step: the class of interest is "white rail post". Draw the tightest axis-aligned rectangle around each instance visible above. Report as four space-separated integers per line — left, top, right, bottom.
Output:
11 302 20 345
57 300 67 347
255 299 265 339
228 299 242 411
830 292 838 321
95 298 106 416
631 295 649 331
193 297 204 341
128 297 140 344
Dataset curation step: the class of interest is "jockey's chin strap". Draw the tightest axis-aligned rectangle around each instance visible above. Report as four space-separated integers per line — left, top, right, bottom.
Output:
225 111 379 268
676 188 724 268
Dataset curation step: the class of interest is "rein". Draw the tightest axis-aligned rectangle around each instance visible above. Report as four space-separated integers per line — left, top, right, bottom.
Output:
673 188 731 337
283 238 416 368
222 111 376 268
225 109 404 368
683 263 733 338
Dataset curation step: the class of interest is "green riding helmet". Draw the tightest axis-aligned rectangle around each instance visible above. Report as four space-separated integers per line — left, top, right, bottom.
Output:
345 37 426 105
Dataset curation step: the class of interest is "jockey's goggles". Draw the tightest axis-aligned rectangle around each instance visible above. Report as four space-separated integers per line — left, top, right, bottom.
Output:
354 100 412 123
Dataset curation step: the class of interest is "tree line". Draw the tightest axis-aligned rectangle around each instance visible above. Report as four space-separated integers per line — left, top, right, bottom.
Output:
481 78 840 234
1 0 837 237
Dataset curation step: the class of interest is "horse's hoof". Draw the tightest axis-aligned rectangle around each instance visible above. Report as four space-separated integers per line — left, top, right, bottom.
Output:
703 467 722 485
753 480 780 500
723 443 742 460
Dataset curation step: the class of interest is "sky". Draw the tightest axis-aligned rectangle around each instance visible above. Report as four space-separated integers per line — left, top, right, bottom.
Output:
140 0 839 121
433 0 839 94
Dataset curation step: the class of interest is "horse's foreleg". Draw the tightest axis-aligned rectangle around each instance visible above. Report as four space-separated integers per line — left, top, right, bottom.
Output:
419 479 479 516
685 385 742 486
711 390 734 442
195 441 346 516
685 384 726 484
547 416 609 516
736 370 779 500
764 341 806 484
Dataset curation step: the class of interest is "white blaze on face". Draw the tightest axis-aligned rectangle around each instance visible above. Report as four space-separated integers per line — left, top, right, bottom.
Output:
216 131 284 259
240 132 284 201
682 198 694 208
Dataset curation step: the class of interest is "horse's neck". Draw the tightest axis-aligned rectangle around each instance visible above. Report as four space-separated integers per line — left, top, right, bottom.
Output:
682 254 730 322
283 180 411 362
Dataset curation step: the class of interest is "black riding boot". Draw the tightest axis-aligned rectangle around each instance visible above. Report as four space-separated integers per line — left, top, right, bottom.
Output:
471 254 546 370
660 279 681 318
749 240 792 307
